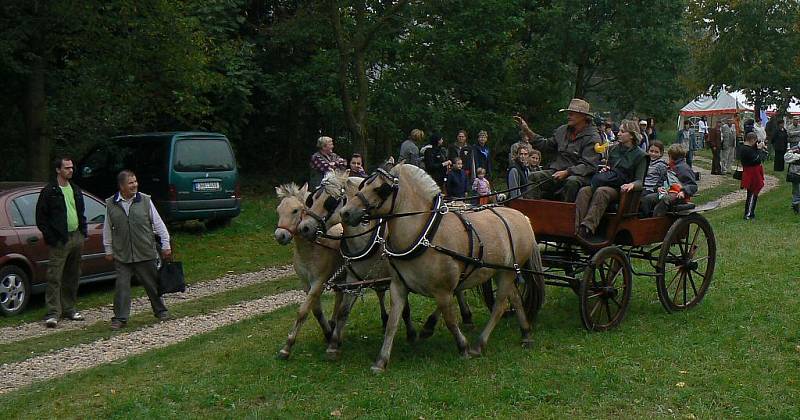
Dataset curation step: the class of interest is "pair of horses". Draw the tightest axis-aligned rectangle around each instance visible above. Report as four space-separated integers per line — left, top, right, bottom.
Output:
274 163 545 372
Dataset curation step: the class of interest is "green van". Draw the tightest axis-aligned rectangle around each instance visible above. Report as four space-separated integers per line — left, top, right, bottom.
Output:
75 132 241 224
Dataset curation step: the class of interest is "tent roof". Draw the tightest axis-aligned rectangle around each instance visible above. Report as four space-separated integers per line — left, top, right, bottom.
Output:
679 89 752 116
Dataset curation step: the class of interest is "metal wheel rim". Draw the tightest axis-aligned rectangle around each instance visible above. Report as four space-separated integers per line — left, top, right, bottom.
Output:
0 273 26 312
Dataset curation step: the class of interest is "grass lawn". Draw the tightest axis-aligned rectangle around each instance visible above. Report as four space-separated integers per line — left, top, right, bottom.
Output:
1 178 798 417
0 188 292 329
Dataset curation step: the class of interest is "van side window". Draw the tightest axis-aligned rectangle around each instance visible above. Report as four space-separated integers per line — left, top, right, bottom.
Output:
173 139 235 172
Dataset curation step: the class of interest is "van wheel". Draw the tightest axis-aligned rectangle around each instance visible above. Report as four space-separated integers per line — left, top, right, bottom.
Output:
205 217 232 229
0 266 30 316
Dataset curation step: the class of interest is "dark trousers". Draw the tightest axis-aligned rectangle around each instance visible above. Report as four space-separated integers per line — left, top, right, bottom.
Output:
575 186 619 233
744 190 759 219
639 192 683 217
113 260 167 321
45 230 83 318
528 169 589 202
774 149 786 172
711 148 722 174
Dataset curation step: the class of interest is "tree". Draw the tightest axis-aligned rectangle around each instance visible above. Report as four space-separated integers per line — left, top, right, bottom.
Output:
327 0 413 162
686 0 800 116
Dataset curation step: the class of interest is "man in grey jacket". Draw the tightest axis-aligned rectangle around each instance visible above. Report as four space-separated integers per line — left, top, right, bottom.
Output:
103 170 172 330
720 119 737 174
788 116 800 148
514 98 601 202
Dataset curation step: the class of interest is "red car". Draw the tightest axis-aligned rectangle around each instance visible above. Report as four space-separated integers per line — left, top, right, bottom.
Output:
0 182 116 316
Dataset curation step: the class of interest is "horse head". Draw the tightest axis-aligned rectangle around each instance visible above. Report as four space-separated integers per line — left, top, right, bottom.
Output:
274 182 309 245
340 166 400 226
298 171 349 240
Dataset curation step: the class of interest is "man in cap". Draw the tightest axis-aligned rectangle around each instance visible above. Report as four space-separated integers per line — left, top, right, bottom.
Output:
514 98 601 202
788 116 800 148
638 120 650 151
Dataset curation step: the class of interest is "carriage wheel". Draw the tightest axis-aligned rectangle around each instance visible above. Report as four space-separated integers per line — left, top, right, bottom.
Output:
480 262 545 322
656 214 716 313
579 246 632 331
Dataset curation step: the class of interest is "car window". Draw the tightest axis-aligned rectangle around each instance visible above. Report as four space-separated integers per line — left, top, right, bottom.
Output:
12 193 39 227
173 139 235 172
83 194 106 223
8 201 25 227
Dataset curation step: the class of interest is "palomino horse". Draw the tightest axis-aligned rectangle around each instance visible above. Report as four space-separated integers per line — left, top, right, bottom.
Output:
297 171 477 359
339 164 544 372
296 172 417 360
274 183 342 359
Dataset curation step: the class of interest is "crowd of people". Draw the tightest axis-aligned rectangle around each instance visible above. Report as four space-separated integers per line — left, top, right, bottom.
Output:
308 99 800 232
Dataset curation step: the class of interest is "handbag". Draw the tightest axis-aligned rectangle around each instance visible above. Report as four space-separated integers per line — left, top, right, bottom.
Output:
732 165 742 180
158 261 186 295
590 167 629 189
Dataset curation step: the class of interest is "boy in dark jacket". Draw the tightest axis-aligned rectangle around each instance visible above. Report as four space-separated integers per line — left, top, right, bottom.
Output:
639 143 698 217
445 157 468 199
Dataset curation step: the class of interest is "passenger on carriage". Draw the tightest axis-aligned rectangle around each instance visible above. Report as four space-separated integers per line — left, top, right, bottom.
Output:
508 143 533 199
575 119 647 243
639 143 698 217
641 140 668 198
513 98 601 202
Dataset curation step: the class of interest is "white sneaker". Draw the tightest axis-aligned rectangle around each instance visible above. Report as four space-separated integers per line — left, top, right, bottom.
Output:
45 317 58 328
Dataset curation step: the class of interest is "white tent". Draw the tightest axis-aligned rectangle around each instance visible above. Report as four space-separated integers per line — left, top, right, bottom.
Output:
677 88 753 130
680 88 752 117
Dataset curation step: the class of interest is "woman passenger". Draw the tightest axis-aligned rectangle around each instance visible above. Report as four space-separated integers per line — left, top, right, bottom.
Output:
575 119 647 243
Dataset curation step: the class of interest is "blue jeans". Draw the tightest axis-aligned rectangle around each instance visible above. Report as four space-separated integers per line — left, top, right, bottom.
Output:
792 182 800 205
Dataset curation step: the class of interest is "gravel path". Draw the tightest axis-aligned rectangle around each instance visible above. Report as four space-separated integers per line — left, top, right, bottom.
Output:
0 265 294 345
692 156 779 208
0 290 305 395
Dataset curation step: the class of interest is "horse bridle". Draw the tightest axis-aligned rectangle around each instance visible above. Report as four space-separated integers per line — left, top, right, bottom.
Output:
355 167 399 215
305 184 347 236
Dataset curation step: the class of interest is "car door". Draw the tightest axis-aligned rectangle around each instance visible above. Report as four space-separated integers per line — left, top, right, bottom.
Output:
81 193 113 276
9 192 49 286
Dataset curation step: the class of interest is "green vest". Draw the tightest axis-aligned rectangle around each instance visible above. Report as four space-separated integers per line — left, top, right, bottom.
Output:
105 193 157 263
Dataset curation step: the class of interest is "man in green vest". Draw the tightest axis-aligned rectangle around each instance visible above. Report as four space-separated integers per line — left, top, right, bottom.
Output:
103 169 171 330
35 157 88 328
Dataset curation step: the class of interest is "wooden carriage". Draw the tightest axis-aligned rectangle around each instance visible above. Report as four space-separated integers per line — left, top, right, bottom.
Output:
485 189 718 331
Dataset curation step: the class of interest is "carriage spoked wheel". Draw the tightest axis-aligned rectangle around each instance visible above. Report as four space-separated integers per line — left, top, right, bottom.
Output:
579 246 632 331
480 261 545 323
656 214 716 313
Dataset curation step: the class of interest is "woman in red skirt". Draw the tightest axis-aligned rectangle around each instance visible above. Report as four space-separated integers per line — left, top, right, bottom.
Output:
740 132 766 220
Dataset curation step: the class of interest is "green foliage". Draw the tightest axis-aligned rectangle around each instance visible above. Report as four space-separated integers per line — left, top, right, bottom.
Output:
686 0 800 110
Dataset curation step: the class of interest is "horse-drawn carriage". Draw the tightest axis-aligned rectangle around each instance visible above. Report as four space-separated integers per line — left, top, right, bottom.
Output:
499 190 717 331
276 163 717 371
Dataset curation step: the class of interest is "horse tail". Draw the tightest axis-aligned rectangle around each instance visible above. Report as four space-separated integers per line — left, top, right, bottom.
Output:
525 235 546 320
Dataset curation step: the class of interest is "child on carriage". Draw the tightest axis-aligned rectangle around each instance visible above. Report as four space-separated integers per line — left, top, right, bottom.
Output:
639 143 697 217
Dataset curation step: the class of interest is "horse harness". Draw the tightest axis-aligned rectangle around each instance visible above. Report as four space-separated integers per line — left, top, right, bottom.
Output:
382 193 526 292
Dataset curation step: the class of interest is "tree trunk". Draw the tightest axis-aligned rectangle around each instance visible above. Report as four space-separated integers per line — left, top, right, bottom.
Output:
574 63 586 99
22 55 48 181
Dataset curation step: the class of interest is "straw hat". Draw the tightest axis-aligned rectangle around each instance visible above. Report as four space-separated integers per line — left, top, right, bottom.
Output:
559 98 593 116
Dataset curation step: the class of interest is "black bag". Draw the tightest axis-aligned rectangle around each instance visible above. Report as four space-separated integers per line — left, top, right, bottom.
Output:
158 261 186 295
590 167 629 189
732 166 743 180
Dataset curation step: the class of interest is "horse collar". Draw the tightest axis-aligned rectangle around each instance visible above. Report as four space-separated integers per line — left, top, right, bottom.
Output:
385 194 445 259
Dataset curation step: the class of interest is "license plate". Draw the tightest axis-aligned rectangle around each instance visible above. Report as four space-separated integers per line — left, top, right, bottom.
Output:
194 181 221 192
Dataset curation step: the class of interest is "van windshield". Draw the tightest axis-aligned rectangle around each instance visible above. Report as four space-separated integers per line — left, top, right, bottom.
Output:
173 139 235 172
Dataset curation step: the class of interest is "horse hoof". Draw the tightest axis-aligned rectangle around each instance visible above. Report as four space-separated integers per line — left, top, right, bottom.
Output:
467 346 482 358
276 349 291 360
371 362 386 374
462 322 476 331
521 339 535 349
325 349 341 361
419 329 434 340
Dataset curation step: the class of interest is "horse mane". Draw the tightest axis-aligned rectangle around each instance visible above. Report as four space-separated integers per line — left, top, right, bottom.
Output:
321 170 350 197
275 183 308 201
392 163 441 200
